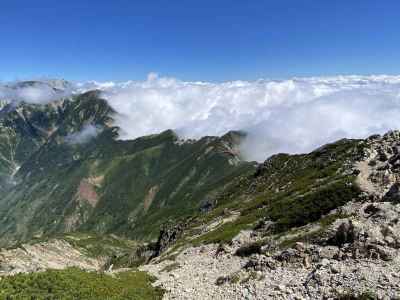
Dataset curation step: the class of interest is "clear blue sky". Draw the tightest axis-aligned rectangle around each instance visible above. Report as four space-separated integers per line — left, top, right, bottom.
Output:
1 0 399 81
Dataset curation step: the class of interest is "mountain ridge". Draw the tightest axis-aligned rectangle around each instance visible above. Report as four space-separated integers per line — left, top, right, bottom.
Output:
0 88 255 246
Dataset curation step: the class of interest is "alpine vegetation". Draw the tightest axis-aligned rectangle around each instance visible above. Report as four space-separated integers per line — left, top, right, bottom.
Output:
2 1 400 298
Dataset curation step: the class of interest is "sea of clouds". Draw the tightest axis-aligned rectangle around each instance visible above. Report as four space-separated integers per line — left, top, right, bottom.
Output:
2 74 400 161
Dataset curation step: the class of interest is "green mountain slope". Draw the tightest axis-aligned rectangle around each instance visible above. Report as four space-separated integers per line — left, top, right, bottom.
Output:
0 82 369 255
169 137 365 248
0 102 61 189
0 88 255 246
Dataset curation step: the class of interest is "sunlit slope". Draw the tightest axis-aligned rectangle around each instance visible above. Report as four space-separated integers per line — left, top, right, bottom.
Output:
0 89 254 246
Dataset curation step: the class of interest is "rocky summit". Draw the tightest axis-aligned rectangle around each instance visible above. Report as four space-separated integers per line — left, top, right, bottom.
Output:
1 84 400 299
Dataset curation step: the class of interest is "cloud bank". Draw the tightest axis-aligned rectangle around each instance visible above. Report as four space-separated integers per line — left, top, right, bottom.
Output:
3 74 400 161
95 74 400 161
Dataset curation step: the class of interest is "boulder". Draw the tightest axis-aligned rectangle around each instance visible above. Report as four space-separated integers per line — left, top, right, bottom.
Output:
318 246 339 259
274 248 301 263
329 220 356 247
383 183 400 203
243 254 277 271
294 242 306 252
368 244 395 261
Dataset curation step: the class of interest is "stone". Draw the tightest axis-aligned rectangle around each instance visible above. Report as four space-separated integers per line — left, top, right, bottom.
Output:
294 242 306 252
330 264 341 274
319 258 330 267
378 150 389 162
370 245 394 261
302 255 311 269
319 246 339 259
383 183 400 203
389 154 400 165
384 236 395 246
352 247 360 259
275 248 300 263
244 255 277 271
377 162 390 170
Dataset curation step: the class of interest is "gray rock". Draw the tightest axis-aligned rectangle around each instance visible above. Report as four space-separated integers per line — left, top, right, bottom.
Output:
294 242 306 252
244 255 277 271
319 246 339 259
383 183 400 203
330 264 341 274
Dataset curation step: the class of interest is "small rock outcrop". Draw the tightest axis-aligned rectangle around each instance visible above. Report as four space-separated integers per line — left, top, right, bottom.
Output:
152 219 191 257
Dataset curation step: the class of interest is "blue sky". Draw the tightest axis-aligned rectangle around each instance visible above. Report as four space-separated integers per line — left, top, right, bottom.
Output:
1 0 399 81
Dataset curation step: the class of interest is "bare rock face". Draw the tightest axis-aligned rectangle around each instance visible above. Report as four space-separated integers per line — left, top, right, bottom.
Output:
356 131 400 198
152 219 191 257
314 201 400 263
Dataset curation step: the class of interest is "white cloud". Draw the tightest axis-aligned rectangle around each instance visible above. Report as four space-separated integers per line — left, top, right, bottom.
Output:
0 80 72 104
3 75 400 162
96 74 400 161
65 124 101 145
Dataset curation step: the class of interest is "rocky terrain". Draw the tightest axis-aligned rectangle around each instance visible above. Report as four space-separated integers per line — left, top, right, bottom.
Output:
0 239 101 276
139 131 400 299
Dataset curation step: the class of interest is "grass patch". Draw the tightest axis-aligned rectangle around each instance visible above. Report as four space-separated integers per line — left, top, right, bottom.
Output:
264 179 360 233
191 217 253 245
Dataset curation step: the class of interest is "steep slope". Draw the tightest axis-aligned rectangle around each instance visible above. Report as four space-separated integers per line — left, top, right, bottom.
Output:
0 102 62 189
0 80 80 190
0 88 255 246
169 137 363 247
140 131 400 299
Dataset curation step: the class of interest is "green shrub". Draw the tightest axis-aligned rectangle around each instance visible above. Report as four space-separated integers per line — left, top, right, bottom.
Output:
0 268 163 300
235 242 262 257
